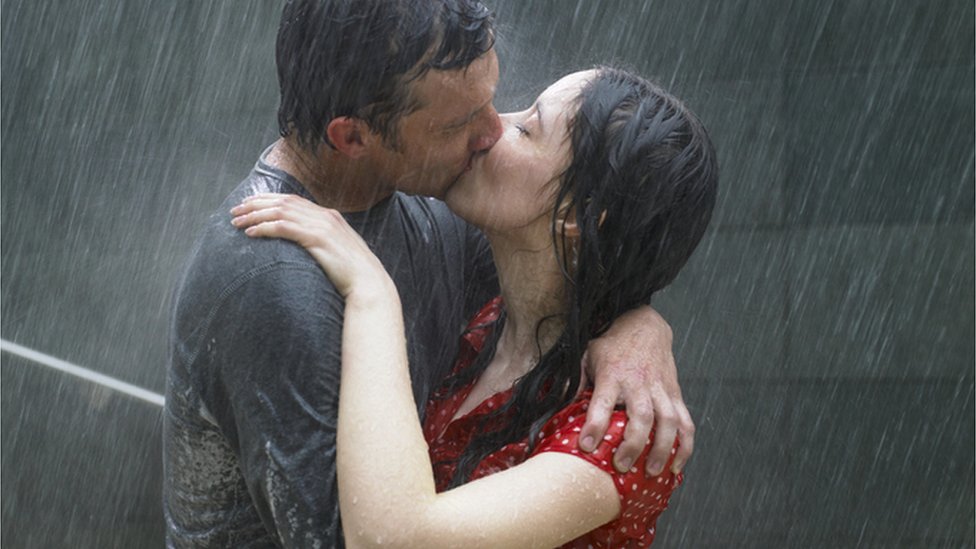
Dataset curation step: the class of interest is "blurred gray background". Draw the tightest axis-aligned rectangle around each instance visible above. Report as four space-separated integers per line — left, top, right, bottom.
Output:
2 1 973 547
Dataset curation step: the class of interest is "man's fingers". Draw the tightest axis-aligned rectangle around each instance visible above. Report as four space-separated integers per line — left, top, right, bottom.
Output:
611 389 654 472
614 413 652 473
670 404 695 474
644 419 678 477
578 383 620 453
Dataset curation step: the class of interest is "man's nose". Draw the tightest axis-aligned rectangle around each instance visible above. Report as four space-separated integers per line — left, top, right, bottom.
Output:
470 107 503 152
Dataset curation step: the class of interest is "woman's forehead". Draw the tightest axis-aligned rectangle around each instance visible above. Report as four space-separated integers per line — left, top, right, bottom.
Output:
540 70 598 102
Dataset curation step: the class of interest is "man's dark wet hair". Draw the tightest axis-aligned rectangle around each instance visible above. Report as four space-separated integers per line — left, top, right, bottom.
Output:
276 0 494 150
441 67 719 487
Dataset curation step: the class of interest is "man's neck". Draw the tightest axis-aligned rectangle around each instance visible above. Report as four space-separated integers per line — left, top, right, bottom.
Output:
265 138 394 212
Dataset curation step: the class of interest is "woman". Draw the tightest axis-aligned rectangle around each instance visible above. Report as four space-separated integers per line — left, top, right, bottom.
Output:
231 67 717 548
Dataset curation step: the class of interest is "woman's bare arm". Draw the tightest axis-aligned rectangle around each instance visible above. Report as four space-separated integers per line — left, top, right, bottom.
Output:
338 288 619 548
232 194 621 548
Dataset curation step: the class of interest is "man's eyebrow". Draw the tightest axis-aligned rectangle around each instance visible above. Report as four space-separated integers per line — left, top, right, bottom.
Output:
447 98 493 128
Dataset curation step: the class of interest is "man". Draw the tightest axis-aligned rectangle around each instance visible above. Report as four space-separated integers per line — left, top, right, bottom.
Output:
164 1 694 547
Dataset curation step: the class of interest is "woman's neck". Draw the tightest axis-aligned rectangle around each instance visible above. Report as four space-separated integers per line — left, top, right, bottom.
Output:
486 231 569 379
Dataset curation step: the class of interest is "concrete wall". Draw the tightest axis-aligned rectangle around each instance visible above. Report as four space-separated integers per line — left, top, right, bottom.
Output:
2 1 972 546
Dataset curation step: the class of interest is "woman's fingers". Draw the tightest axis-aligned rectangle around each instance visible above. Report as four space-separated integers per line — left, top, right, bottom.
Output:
231 206 288 229
240 192 301 204
242 217 307 239
230 192 391 298
232 193 318 217
231 194 332 231
233 194 285 213
248 216 380 298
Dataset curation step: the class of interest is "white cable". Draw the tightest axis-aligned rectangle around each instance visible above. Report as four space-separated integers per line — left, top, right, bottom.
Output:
0 338 165 407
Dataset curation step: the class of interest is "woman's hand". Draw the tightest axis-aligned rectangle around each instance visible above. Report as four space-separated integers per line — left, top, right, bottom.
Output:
230 193 393 301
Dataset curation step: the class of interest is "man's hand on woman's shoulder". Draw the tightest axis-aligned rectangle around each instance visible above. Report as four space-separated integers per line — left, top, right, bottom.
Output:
579 306 694 477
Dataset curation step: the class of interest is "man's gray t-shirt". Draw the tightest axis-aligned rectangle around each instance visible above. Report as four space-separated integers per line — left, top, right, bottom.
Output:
163 153 496 548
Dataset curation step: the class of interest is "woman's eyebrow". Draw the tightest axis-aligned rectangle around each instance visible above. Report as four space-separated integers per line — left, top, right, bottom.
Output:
534 101 544 133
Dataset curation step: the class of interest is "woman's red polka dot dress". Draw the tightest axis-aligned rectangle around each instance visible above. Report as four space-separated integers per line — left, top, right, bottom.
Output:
423 298 683 548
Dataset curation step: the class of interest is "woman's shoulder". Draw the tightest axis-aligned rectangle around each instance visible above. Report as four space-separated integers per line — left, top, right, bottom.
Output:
531 393 683 546
532 392 683 501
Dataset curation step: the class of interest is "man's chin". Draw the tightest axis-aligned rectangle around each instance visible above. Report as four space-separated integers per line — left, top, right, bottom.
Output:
440 155 477 199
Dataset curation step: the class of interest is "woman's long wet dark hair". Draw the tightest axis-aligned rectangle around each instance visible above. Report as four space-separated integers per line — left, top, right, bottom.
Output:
442 67 719 488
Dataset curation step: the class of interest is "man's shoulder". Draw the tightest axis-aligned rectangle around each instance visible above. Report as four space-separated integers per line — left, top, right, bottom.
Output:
196 168 314 266
173 169 330 321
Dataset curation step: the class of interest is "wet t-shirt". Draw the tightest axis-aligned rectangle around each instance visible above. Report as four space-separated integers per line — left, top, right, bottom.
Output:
424 297 683 548
163 148 496 548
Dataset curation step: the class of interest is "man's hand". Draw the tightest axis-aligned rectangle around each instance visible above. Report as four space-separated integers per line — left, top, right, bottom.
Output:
579 306 694 477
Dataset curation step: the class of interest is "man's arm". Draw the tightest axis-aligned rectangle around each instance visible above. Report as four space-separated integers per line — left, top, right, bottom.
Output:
457 222 693 477
579 306 695 476
204 264 346 548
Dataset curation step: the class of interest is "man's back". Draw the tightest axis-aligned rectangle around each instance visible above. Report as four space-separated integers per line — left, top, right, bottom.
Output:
163 152 494 547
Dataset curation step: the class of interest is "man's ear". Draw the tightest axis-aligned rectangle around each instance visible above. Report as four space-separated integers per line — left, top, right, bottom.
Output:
326 117 368 158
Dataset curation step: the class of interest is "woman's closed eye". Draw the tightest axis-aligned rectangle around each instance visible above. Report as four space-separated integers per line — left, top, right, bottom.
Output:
515 123 530 137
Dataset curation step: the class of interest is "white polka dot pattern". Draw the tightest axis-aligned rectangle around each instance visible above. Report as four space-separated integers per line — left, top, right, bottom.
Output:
423 297 682 548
